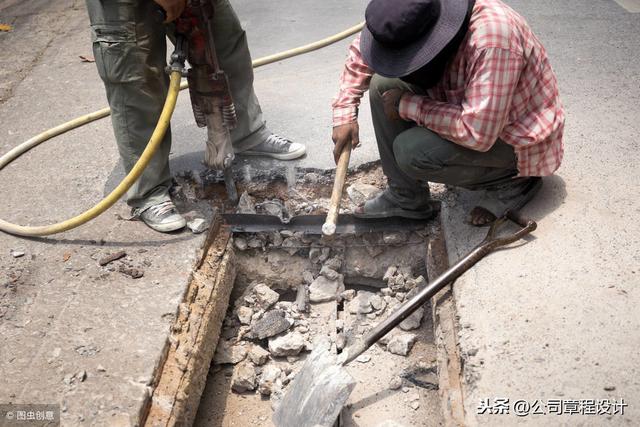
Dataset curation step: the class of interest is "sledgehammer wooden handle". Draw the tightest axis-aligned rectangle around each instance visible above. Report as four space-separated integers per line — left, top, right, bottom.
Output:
323 141 352 236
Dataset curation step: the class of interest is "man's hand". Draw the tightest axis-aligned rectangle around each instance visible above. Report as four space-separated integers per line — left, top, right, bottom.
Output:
154 0 186 22
332 122 360 164
382 89 406 121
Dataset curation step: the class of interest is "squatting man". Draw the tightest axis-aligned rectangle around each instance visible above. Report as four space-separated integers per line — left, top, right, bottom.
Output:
85 0 305 233
332 0 564 224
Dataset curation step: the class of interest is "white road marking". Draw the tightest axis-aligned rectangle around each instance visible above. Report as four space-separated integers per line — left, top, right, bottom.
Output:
613 0 640 13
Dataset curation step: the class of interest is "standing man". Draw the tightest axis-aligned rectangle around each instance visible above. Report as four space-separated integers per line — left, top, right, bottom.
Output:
332 0 564 225
86 0 305 232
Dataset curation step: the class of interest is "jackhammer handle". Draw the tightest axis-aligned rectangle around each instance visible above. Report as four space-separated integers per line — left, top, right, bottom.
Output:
322 141 352 236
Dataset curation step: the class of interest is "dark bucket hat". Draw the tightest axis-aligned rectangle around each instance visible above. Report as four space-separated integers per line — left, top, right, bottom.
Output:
361 0 471 77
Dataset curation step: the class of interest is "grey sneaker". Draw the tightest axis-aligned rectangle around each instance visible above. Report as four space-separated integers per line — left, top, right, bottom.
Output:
241 134 306 160
136 200 186 233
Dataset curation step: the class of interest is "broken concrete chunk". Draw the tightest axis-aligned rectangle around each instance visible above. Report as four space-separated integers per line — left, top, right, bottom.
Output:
248 345 270 366
258 365 282 395
270 231 284 247
253 284 280 309
247 237 263 249
404 275 427 291
302 270 315 285
399 307 424 331
237 191 256 214
308 247 322 264
118 265 144 279
340 289 356 301
281 237 302 256
249 310 291 340
335 333 346 351
187 218 208 234
349 291 375 314
380 287 394 297
370 294 387 312
346 183 382 206
10 249 25 258
295 284 309 313
236 306 253 325
356 355 371 363
234 237 248 251
324 257 342 271
98 251 126 266
389 375 403 390
319 266 340 281
213 340 247 365
383 266 397 282
382 231 407 245
231 362 257 393
268 331 305 357
309 275 344 303
386 333 417 356
309 247 332 264
256 200 289 221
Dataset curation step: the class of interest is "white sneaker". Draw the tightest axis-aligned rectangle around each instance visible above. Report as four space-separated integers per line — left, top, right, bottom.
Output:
136 200 186 233
241 134 306 160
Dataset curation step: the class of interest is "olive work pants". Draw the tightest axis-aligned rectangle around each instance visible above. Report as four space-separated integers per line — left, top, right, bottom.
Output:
369 75 520 209
85 0 270 210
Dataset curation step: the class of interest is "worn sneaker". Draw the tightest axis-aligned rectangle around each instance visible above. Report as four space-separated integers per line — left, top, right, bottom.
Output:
241 134 306 160
136 200 186 233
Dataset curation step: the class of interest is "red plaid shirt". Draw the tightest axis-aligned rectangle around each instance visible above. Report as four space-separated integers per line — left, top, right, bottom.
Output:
332 0 564 176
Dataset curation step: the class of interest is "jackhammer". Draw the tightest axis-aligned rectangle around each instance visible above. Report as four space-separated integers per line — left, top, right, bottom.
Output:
170 0 239 203
0 11 364 236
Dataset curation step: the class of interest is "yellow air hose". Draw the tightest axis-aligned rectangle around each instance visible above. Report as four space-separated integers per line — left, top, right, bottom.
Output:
0 22 365 237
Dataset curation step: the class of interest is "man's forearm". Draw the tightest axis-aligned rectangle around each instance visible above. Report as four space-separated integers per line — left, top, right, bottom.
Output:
331 34 374 126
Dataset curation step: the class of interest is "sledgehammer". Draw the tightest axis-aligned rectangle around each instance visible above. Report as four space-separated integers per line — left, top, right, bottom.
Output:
322 141 352 236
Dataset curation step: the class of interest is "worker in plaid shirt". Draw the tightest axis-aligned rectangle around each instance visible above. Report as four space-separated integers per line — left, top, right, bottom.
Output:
332 0 564 225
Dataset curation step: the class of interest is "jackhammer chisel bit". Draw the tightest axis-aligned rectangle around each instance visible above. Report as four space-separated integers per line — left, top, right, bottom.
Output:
176 0 239 203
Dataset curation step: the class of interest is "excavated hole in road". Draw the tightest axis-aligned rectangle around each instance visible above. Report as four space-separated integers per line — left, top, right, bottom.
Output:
185 163 445 427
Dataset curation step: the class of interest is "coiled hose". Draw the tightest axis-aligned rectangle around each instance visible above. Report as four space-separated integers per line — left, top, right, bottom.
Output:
0 22 364 237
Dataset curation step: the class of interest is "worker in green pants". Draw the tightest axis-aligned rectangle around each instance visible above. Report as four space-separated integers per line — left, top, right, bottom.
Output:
85 0 305 233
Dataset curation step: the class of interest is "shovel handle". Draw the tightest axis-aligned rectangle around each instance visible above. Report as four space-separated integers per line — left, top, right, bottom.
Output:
341 211 537 364
322 141 352 236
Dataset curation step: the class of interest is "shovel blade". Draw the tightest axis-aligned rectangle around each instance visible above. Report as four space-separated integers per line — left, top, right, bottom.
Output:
273 338 355 427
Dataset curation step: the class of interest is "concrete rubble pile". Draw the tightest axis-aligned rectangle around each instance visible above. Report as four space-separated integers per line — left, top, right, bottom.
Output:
211 189 429 413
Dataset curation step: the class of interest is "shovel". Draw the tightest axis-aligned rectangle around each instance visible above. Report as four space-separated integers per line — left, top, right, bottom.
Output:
273 210 537 427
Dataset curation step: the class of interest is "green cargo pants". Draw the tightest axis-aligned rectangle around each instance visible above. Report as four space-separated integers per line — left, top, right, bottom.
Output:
85 0 271 210
369 75 520 209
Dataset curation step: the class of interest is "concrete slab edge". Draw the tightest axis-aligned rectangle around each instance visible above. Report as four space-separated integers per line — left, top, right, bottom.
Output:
143 223 237 427
427 219 467 426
